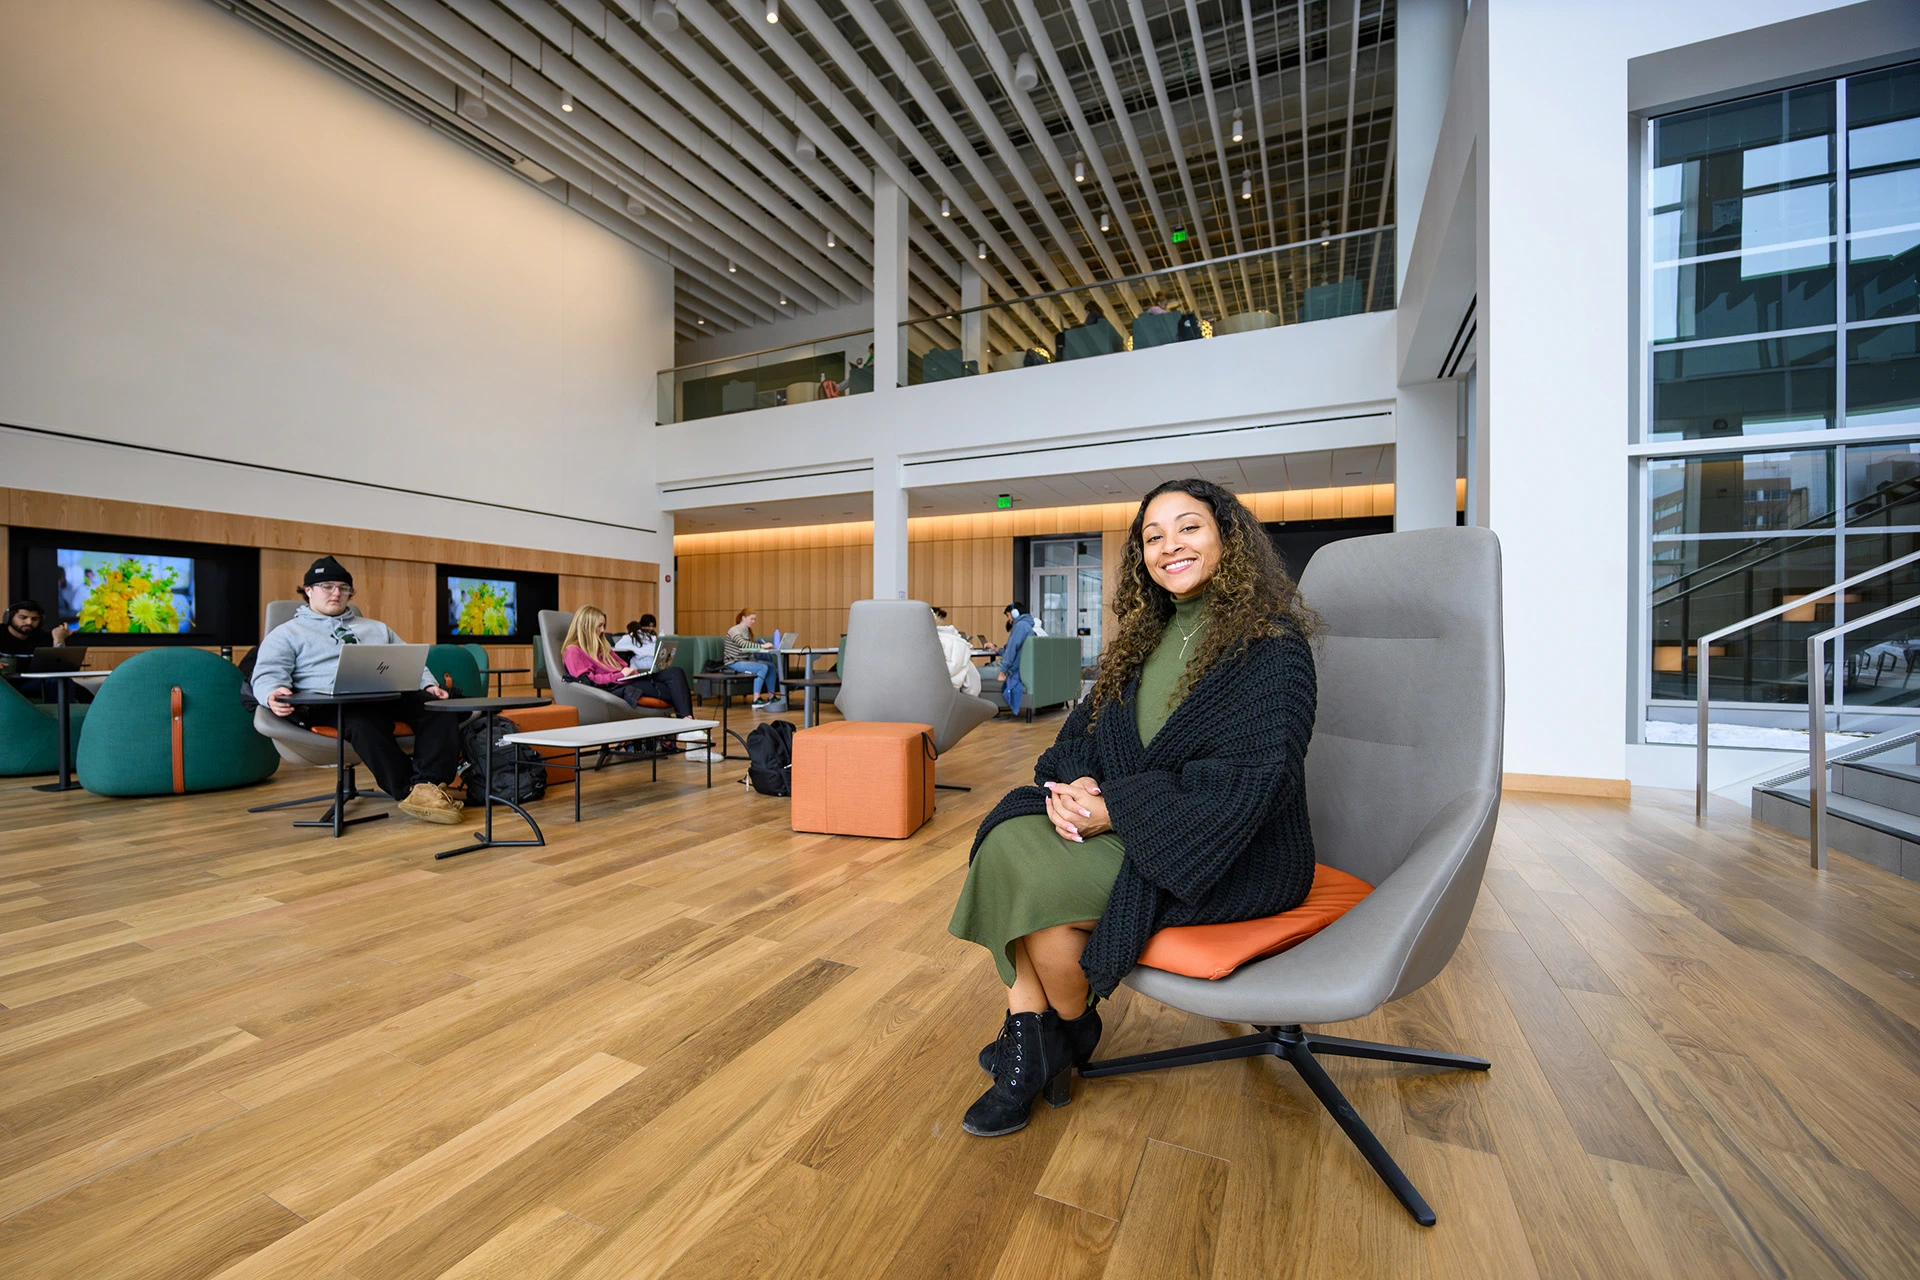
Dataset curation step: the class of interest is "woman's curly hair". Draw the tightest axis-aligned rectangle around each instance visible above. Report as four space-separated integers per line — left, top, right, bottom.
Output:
1088 478 1320 720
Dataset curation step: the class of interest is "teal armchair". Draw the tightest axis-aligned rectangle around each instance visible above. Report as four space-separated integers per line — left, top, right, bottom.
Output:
990 635 1083 721
0 678 87 776
427 644 486 697
76 649 277 796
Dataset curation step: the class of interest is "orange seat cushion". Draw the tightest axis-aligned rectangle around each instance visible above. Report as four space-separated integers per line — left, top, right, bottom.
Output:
310 722 413 738
636 696 673 709
497 704 582 784
1136 864 1373 980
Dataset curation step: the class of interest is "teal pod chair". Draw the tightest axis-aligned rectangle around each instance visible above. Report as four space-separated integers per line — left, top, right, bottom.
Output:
0 679 88 776
461 643 491 690
77 650 277 796
427 644 485 697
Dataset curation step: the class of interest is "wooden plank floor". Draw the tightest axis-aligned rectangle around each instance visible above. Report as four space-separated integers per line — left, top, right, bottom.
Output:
2 711 1919 1278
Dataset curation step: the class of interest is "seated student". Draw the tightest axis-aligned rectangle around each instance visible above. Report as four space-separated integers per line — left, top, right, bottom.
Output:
724 608 781 707
948 479 1319 1137
2 599 71 700
611 614 659 664
989 601 1036 714
562 606 692 718
932 606 982 698
252 556 464 824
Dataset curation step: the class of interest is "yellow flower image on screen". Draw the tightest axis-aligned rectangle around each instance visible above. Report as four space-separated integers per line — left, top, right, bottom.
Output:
76 557 184 634
456 581 514 636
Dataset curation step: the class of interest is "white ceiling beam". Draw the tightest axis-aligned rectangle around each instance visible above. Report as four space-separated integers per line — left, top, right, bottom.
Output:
834 0 1070 298
1121 3 1225 318
1238 0 1280 253
1335 0 1363 237
1180 0 1252 315
934 0 1140 315
1007 0 1157 283
1294 0 1314 245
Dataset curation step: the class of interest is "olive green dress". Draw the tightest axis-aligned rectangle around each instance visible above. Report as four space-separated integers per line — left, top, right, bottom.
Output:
949 591 1209 985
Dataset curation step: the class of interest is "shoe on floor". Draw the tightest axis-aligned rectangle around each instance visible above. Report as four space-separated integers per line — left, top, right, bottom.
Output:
398 782 462 824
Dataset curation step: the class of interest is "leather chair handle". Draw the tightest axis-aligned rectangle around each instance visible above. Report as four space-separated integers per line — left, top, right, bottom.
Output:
170 685 186 795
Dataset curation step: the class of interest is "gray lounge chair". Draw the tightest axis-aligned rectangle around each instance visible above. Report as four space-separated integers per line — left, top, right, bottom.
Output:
835 599 996 787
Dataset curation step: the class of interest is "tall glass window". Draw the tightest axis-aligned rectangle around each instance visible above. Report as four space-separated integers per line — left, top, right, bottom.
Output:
1642 62 1920 714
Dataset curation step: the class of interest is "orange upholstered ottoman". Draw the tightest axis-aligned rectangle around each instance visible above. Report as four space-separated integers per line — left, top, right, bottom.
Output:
791 721 936 839
1137 864 1373 979
497 703 582 785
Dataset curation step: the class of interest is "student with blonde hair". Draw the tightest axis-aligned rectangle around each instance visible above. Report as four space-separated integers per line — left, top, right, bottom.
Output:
562 605 692 717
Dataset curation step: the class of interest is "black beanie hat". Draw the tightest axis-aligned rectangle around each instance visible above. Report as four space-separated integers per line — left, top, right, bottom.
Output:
303 555 353 589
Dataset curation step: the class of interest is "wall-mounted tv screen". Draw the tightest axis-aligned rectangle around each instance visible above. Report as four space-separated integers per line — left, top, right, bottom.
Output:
446 576 518 637
9 529 258 647
56 549 196 635
435 565 556 644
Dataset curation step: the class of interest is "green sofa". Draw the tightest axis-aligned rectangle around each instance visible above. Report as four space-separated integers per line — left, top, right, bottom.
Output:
76 649 278 796
0 678 88 775
989 634 1083 721
662 635 729 699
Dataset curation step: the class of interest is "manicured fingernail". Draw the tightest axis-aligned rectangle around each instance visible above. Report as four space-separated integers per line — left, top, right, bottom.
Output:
1078 807 1091 817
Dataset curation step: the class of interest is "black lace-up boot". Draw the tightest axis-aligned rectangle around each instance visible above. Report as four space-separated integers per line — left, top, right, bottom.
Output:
962 1010 1074 1137
979 1004 1102 1076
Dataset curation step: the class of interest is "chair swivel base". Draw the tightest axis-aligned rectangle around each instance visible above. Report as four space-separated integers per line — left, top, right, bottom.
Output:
248 764 388 835
1080 1024 1490 1226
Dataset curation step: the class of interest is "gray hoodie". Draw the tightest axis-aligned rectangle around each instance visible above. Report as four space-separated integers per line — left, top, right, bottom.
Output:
251 604 433 704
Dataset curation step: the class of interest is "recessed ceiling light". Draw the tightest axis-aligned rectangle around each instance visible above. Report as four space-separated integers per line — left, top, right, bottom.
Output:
559 90 574 113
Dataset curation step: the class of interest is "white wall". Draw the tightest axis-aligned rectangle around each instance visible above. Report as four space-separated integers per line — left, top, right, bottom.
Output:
1457 0 1883 781
0 0 675 597
653 309 1399 504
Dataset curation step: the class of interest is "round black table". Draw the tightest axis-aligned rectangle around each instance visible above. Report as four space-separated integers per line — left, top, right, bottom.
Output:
424 695 551 860
264 691 425 837
698 671 757 758
484 667 530 696
18 670 100 793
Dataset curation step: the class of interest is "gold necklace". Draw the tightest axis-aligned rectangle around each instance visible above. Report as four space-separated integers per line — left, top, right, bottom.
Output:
1174 610 1205 662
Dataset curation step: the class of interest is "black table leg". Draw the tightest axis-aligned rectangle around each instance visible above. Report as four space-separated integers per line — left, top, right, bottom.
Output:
437 715 544 860
291 703 386 836
32 678 79 793
575 747 582 823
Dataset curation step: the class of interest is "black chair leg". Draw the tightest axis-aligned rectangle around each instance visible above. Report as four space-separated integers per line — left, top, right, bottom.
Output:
1080 1022 1486 1226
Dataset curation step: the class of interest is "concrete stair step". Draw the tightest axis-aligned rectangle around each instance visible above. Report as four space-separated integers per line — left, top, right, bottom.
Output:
1752 782 1920 881
1833 759 1920 818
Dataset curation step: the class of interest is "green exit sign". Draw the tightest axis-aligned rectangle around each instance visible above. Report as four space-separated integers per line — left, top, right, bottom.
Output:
997 494 1012 509
1169 228 1188 243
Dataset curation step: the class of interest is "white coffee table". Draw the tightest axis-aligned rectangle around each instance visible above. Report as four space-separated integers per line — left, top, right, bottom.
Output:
499 717 719 821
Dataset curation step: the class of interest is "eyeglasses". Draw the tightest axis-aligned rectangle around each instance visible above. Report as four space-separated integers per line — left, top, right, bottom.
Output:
309 582 353 596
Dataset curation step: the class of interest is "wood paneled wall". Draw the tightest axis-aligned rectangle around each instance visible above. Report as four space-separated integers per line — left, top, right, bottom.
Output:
672 483 1398 645
3 488 658 687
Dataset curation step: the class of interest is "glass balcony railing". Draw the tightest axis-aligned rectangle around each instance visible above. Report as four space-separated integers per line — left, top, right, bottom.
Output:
657 327 877 424
653 226 1393 421
901 227 1394 384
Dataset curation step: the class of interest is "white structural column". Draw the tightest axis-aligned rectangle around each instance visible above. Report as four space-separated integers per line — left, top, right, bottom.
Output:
873 454 910 601
960 264 984 373
1393 379 1457 530
1394 0 1466 289
872 176 910 598
873 176 909 392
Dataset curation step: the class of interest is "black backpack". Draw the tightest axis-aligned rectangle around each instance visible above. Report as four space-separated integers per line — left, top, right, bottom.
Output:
745 721 795 796
460 714 548 805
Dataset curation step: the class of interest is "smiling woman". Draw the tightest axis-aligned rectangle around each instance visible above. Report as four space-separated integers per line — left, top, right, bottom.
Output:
947 479 1322 1139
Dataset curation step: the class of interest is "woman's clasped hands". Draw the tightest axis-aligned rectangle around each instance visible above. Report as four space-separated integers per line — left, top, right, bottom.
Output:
1044 777 1110 843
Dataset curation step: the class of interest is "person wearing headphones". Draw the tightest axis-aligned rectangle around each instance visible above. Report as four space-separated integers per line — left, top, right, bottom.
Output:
1 599 71 697
992 601 1036 715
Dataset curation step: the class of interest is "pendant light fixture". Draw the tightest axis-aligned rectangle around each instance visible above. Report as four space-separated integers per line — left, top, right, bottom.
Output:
1073 158 1085 184
1231 116 1243 143
827 229 836 248
1099 208 1110 232
559 90 574 113
940 196 950 218
1241 175 1252 200
976 241 987 260
765 0 778 22
728 260 737 273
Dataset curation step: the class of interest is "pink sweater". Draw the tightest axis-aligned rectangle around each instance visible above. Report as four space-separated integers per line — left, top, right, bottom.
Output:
563 645 627 686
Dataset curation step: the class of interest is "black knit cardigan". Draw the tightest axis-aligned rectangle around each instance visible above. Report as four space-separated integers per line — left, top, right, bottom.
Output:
969 624 1318 997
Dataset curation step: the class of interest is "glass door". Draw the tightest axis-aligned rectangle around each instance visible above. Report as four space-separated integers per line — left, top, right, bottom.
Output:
1031 537 1103 667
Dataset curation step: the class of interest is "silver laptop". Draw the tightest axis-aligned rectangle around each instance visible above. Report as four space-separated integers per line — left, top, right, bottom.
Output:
620 639 678 680
331 644 428 695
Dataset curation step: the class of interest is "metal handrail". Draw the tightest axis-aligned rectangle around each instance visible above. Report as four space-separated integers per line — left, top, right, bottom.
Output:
1808 594 1920 868
656 223 1397 375
1694 547 1920 814
1758 726 1920 790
